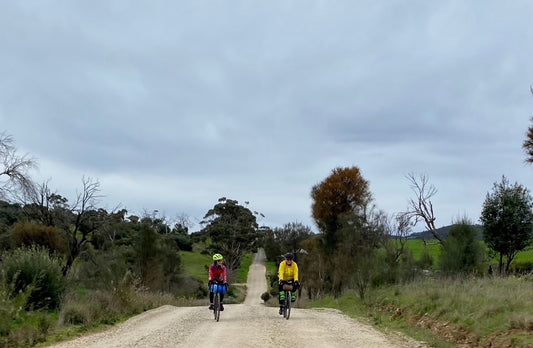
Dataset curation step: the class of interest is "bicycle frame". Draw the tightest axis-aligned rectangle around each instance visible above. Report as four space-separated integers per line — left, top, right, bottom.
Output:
281 281 294 320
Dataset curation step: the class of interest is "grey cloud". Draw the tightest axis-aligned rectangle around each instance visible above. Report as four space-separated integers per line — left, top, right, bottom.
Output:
1 1 533 229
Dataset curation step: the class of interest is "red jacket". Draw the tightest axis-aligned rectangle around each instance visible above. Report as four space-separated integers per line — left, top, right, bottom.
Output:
208 263 227 282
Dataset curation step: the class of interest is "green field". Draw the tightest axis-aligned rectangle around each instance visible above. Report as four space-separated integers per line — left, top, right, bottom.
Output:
179 251 212 281
178 251 253 284
404 239 441 260
405 239 533 265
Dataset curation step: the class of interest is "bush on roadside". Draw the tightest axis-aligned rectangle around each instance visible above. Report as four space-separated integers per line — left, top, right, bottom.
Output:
261 292 270 302
58 285 179 327
1 246 66 309
0 280 53 347
10 222 67 254
510 260 533 274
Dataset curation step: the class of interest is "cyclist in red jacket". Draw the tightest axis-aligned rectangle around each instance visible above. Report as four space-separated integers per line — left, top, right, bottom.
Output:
208 253 227 311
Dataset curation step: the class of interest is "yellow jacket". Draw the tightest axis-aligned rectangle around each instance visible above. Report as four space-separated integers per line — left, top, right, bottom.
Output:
278 260 298 282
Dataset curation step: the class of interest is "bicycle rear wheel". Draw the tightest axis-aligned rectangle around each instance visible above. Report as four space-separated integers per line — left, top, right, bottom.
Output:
213 292 220 322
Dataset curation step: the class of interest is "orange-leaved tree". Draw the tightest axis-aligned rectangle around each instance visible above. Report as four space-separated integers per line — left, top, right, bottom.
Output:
311 166 372 251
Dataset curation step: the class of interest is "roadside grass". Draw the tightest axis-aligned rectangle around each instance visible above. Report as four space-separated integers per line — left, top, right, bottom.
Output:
34 289 189 347
265 259 277 275
34 250 253 347
235 253 252 283
309 275 533 347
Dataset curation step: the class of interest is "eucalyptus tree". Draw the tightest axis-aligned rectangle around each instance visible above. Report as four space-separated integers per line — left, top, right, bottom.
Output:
262 222 313 261
200 197 260 273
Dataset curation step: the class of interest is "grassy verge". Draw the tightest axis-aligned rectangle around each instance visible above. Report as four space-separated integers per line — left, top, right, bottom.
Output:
34 289 193 347
235 253 253 283
179 250 212 281
34 251 254 347
308 276 533 347
265 259 277 276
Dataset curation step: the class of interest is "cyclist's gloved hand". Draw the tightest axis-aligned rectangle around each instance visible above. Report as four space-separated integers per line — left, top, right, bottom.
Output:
223 282 228 287
208 280 214 286
294 281 300 287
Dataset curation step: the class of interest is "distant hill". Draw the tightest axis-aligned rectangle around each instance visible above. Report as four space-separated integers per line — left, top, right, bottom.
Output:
408 224 483 240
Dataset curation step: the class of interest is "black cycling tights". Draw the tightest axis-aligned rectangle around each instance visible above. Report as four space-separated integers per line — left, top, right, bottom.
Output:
210 292 224 303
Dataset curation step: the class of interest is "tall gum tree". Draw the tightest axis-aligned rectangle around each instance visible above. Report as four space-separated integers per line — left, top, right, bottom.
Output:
200 198 260 274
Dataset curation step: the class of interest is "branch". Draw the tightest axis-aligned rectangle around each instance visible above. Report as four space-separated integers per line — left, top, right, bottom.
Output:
400 173 442 242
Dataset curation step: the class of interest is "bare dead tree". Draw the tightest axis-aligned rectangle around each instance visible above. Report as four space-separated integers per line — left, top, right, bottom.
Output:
0 132 37 201
24 180 60 226
62 176 103 275
173 212 193 232
385 213 413 263
400 173 443 242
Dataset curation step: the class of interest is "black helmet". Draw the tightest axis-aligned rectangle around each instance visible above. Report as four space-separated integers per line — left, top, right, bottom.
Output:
284 253 294 260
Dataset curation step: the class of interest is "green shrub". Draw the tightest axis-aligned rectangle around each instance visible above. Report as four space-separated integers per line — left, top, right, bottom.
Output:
1 246 66 309
510 260 533 274
175 235 193 251
261 291 270 302
439 221 484 274
10 222 67 254
417 248 434 269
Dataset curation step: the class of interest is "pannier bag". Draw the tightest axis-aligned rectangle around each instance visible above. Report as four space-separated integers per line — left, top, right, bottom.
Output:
282 284 293 291
210 283 226 293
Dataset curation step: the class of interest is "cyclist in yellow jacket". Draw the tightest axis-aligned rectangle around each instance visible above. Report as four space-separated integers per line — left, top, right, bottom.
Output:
278 253 299 315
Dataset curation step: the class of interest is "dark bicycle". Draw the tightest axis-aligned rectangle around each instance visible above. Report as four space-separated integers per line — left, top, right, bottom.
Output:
280 280 295 320
209 281 226 322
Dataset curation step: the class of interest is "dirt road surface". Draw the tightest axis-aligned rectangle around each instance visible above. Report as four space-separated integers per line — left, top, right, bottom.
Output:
48 250 427 348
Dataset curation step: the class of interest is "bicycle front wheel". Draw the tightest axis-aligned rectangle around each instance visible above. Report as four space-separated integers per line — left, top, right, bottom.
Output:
213 292 220 322
285 291 291 320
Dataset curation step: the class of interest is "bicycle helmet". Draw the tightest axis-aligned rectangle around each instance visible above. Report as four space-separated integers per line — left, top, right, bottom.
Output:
213 253 223 261
284 253 294 260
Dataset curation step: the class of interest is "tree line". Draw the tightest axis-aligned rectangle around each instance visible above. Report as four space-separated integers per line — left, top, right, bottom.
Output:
2 95 533 343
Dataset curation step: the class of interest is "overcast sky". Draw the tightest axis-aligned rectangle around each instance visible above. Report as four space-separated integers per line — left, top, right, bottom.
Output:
2 1 533 232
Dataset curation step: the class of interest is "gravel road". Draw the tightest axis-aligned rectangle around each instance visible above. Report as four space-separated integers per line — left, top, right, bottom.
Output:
48 250 427 348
